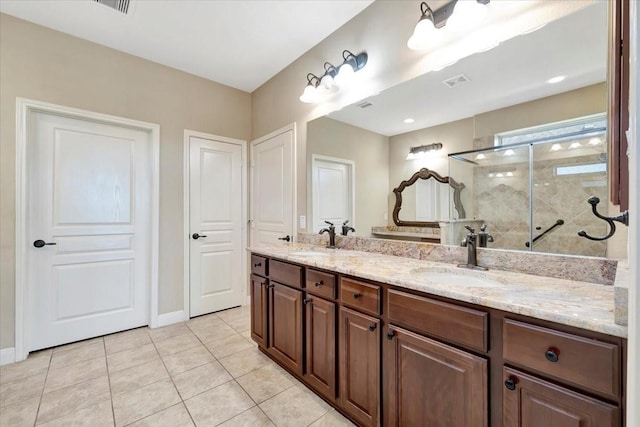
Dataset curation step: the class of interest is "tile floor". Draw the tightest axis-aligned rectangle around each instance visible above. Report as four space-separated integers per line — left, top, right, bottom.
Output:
0 306 354 427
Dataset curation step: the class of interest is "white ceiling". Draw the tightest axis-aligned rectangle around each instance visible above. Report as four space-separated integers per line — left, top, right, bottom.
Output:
328 2 608 137
0 0 373 92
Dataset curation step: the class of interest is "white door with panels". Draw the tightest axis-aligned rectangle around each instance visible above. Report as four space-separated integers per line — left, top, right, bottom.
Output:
188 135 244 317
311 155 354 232
250 126 295 245
28 112 152 351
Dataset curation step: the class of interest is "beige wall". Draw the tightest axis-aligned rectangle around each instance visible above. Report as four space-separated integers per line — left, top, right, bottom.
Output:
307 117 389 235
0 14 251 349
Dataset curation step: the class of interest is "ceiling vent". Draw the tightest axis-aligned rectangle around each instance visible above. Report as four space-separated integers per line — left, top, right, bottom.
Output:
94 0 130 15
442 74 471 89
356 101 374 109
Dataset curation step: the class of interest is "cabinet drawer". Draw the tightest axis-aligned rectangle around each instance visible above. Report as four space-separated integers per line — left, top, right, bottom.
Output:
387 289 488 352
503 319 620 399
270 259 303 289
339 277 380 316
306 269 336 299
251 254 268 277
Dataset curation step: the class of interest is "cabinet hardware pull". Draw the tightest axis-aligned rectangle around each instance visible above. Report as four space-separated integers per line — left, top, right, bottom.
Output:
303 298 312 305
314 280 323 287
352 292 361 299
504 376 518 391
545 347 560 363
369 323 377 331
387 330 395 340
253 262 262 268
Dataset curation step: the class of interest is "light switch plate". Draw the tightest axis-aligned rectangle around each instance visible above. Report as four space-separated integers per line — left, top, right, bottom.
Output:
299 215 306 228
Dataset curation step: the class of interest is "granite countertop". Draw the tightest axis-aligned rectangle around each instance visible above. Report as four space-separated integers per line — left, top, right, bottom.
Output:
249 243 627 338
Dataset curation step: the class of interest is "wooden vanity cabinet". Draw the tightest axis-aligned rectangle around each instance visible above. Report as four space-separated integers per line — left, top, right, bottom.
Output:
268 281 304 376
250 274 269 348
304 294 337 401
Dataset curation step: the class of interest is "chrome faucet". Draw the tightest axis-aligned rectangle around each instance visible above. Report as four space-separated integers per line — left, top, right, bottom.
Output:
319 221 337 248
459 225 488 270
341 220 355 236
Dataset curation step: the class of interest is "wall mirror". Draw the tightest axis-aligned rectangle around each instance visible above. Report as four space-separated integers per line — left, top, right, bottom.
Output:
306 1 620 257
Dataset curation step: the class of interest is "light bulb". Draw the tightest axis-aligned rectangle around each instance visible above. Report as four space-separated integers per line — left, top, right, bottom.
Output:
549 143 562 152
488 173 494 178
495 173 504 178
506 171 514 177
589 137 603 146
569 142 582 149
503 149 515 156
334 63 355 87
299 84 318 103
407 17 441 50
320 74 334 89
447 1 488 32
406 152 416 160
475 153 486 160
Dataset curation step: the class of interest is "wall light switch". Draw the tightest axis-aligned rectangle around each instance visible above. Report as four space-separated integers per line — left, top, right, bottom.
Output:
299 215 306 228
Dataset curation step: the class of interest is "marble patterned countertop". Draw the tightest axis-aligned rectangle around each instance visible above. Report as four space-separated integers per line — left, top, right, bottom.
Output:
249 243 628 338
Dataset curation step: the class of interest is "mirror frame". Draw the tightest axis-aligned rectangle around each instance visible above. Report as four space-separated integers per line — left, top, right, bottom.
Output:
392 168 466 228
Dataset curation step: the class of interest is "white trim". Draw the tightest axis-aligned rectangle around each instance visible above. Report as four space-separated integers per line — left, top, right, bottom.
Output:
0 348 16 366
182 129 248 320
310 154 356 232
156 310 189 328
250 123 297 243
15 98 160 361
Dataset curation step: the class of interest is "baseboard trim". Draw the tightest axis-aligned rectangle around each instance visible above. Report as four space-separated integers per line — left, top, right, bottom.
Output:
155 310 189 328
0 347 16 366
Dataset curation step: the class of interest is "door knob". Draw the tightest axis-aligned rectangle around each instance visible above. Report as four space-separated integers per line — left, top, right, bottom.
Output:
278 235 291 242
33 240 56 248
192 233 207 240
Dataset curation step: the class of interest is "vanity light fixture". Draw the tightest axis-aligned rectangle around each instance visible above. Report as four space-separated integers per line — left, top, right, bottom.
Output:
569 142 583 149
406 142 443 160
299 50 368 104
299 73 322 104
487 167 515 178
334 50 368 87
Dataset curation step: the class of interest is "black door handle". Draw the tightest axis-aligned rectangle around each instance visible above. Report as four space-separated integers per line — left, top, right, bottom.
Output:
192 233 207 240
33 240 56 248
278 235 291 242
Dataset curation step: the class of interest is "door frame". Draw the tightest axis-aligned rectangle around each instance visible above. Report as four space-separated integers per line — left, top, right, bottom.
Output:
182 130 248 319
310 154 355 233
249 123 297 245
15 98 160 362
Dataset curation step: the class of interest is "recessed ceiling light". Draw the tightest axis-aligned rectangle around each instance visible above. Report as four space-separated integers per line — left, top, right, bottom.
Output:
547 75 567 84
403 118 415 124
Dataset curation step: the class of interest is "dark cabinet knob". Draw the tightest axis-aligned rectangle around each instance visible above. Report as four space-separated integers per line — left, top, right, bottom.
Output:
303 298 312 305
314 280 323 287
545 348 560 362
387 330 395 340
369 323 377 331
253 262 262 268
504 376 518 391
352 292 361 299
278 235 291 242
192 233 207 239
33 240 56 248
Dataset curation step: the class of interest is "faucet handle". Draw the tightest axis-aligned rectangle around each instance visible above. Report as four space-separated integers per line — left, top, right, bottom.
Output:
342 220 349 226
324 220 335 227
480 224 487 232
464 225 475 234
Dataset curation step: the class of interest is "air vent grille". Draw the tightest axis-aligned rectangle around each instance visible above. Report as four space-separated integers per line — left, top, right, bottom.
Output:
442 74 470 88
356 101 373 109
94 0 130 15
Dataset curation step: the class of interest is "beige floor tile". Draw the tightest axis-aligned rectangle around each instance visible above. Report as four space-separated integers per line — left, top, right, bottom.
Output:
148 323 191 343
216 306 250 323
172 361 232 400
186 314 223 331
0 351 50 384
104 329 151 355
225 317 251 333
0 371 46 407
104 327 149 343
107 343 159 373
0 396 39 427
190 323 237 344
241 330 254 342
52 337 103 355
259 384 330 427
218 347 269 378
109 358 169 396
44 356 107 393
184 381 254 426
37 376 110 424
36 399 114 427
206 334 253 359
112 378 180 426
127 403 194 427
218 406 275 427
236 364 294 404
49 342 104 371
154 333 200 357
308 409 356 427
161 346 214 377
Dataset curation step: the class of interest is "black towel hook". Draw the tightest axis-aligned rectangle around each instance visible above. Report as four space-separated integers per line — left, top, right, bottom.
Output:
577 196 629 241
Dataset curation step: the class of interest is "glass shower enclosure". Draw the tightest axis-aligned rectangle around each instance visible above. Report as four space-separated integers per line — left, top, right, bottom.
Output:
448 114 608 257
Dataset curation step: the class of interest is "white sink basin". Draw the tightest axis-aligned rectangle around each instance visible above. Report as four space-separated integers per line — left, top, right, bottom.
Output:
410 268 505 288
289 251 328 256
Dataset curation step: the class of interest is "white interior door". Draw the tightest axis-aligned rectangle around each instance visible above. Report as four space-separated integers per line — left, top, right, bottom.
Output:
188 135 244 317
311 155 354 232
251 127 295 245
28 111 152 351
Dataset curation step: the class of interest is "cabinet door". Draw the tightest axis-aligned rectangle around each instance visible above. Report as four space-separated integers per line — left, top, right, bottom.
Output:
385 326 488 427
304 295 336 401
503 367 619 427
268 282 303 376
250 274 268 348
339 307 380 427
